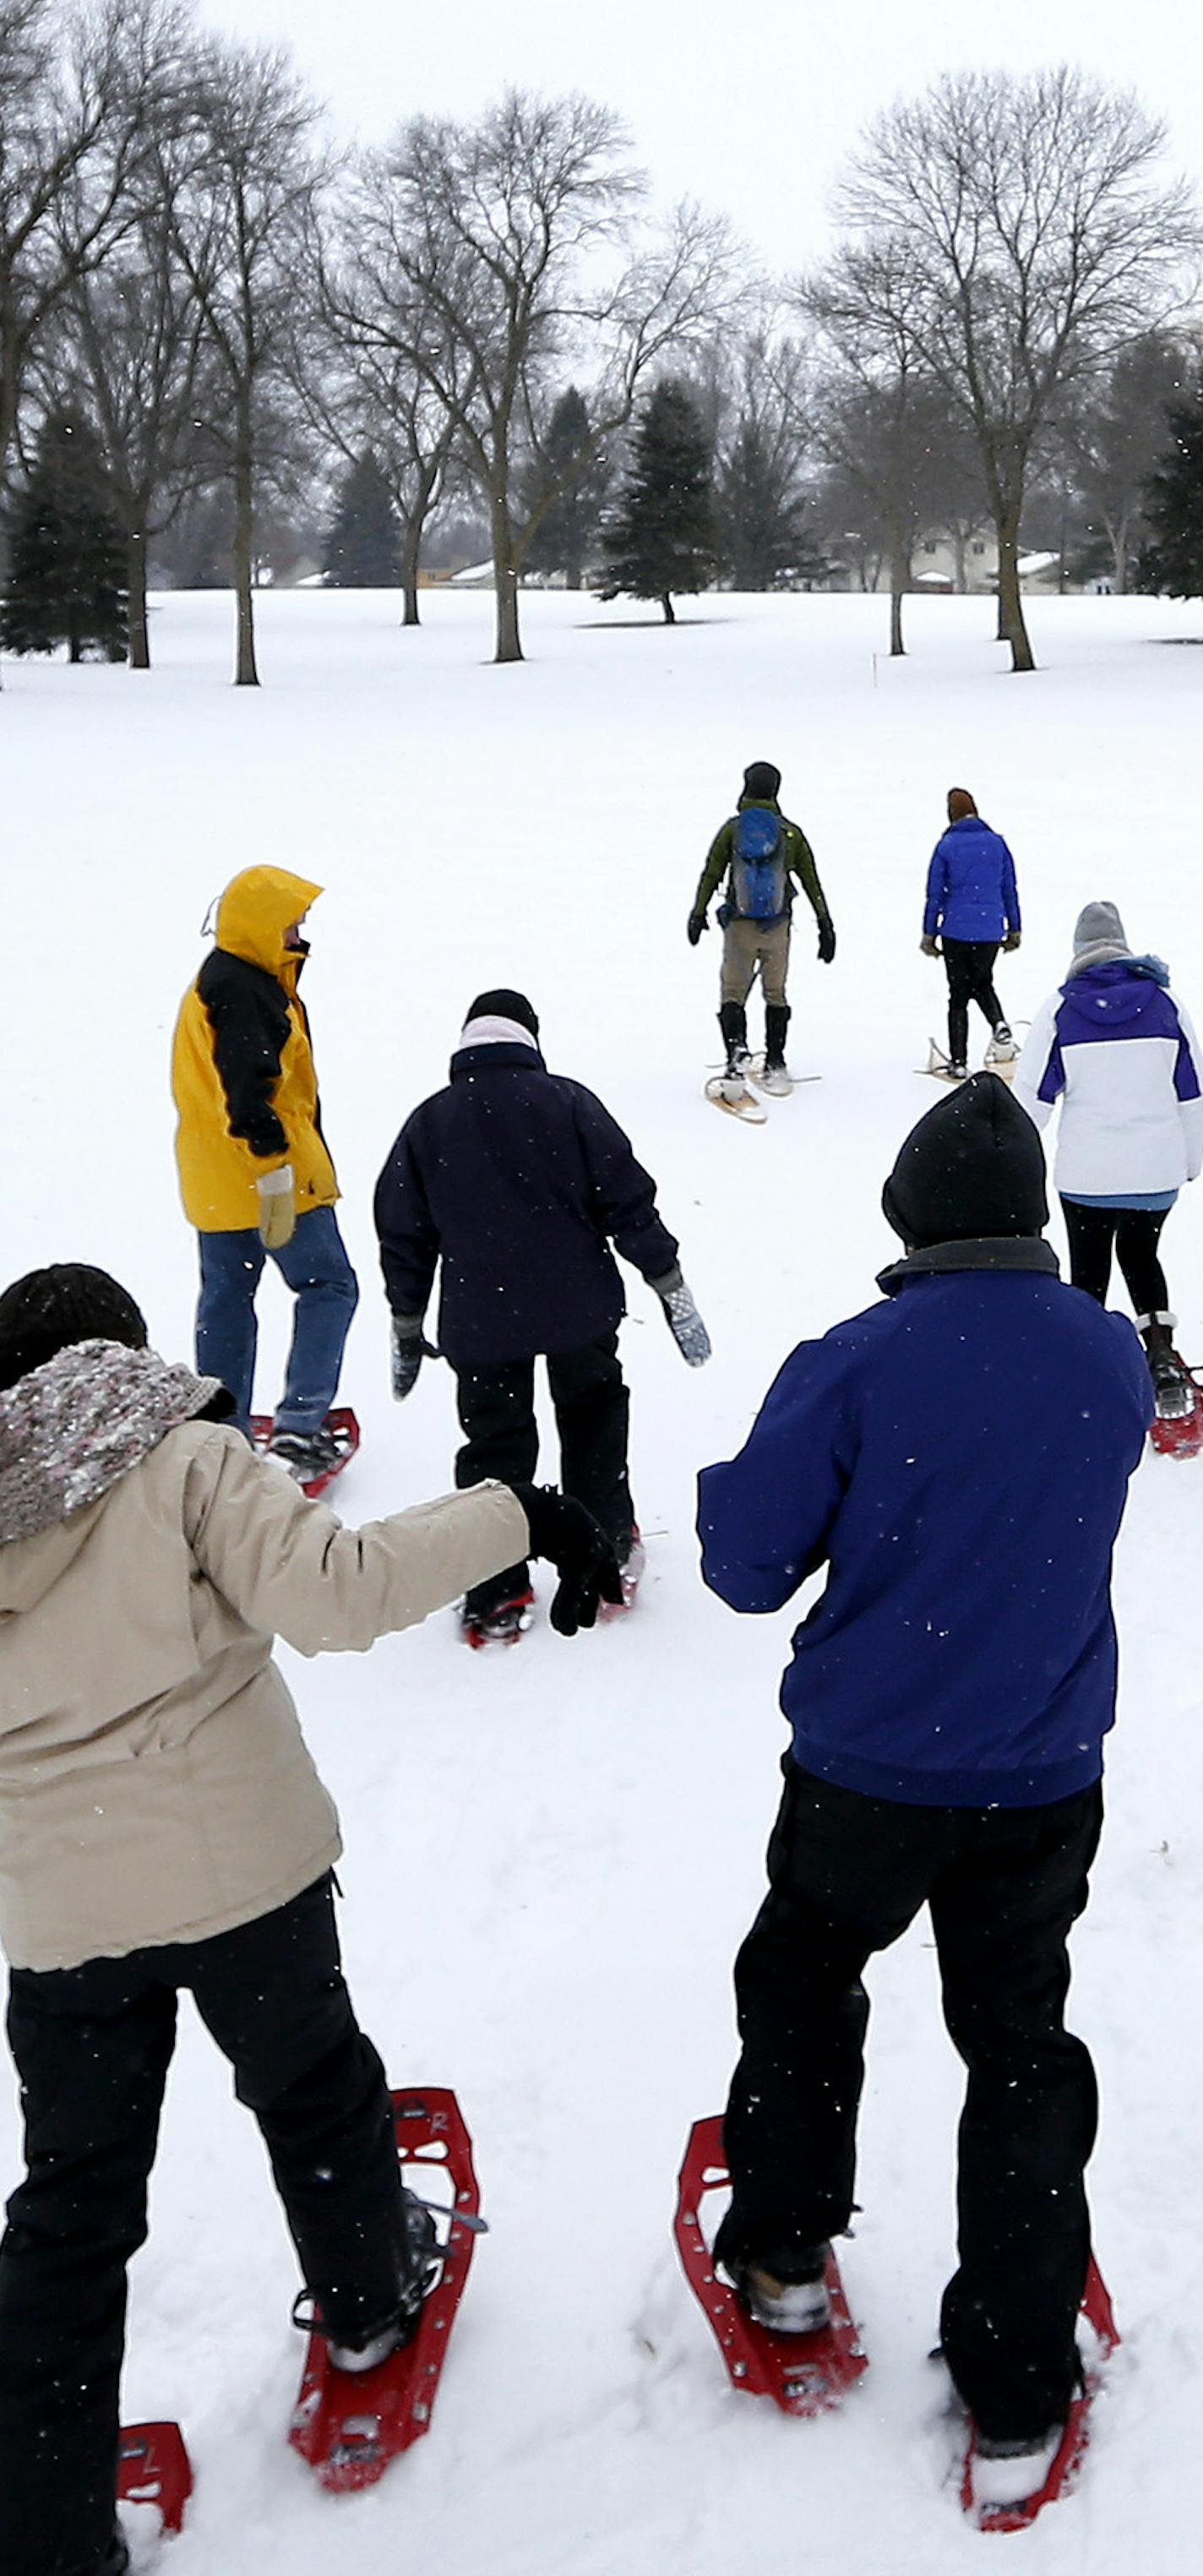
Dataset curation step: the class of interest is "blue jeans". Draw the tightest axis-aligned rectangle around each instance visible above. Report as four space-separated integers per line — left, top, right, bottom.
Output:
196 1206 358 1436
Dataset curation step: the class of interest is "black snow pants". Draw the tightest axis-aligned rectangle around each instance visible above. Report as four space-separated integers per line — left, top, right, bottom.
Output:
1061 1196 1172 1317
943 937 1004 1065
455 1332 635 1618
715 1761 1102 2443
0 1875 409 2576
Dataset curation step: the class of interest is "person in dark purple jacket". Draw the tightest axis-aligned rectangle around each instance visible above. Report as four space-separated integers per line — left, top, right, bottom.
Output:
374 990 710 1641
923 787 1022 1076
696 1074 1149 2513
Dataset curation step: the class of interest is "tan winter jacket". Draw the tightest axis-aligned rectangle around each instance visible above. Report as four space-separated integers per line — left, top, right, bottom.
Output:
0 1348 529 1973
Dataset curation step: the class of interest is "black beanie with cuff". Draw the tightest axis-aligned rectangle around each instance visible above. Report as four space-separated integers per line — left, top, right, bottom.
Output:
0 1265 149 1393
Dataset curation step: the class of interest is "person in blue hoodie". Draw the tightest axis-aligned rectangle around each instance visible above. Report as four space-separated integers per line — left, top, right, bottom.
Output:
923 787 1022 1076
696 1074 1150 2513
1015 901 1203 1419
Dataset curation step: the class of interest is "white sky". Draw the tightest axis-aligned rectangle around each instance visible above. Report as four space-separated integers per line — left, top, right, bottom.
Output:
197 0 1203 270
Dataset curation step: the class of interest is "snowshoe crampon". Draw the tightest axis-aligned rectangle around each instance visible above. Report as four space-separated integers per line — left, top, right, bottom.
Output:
460 1587 535 1647
961 2257 1119 2534
673 2116 867 2416
290 2089 482 2493
251 1408 360 1498
117 2421 193 2535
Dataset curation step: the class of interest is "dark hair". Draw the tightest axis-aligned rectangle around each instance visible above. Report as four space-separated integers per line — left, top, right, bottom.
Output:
0 1265 148 1392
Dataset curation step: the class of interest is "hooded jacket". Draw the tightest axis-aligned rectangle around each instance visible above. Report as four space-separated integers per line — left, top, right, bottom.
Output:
698 1240 1151 1808
374 1024 679 1365
0 1340 529 1971
923 815 1021 943
172 866 339 1233
1015 957 1203 1197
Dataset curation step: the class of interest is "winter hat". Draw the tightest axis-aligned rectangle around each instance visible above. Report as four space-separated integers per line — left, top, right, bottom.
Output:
743 761 781 802
465 988 540 1041
947 787 978 821
882 1073 1048 1249
1071 901 1129 961
0 1265 148 1394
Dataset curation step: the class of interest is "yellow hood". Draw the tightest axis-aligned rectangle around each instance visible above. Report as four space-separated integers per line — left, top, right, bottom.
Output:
215 868 323 978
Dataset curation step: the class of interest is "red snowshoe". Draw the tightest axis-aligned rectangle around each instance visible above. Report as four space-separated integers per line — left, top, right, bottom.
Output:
251 1408 361 1498
459 1586 535 1648
1146 1354 1203 1458
960 2257 1119 2533
290 2089 483 2492
673 2116 868 2416
600 1529 645 1619
117 2421 193 2536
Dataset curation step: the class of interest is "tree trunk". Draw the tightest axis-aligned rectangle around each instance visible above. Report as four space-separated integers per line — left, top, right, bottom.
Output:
567 563 583 592
889 585 905 655
995 517 1035 671
400 510 422 626
661 591 676 624
231 413 259 687
489 492 523 662
888 533 908 656
128 525 150 669
952 531 968 593
1113 520 1129 596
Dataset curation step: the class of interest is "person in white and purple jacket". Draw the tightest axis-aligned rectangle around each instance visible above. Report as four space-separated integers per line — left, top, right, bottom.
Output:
1015 901 1203 1418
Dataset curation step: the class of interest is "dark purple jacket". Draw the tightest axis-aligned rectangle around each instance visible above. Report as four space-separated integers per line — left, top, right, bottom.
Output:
373 1040 679 1365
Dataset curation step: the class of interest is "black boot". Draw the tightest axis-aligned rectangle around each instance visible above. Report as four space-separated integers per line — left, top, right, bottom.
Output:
718 1000 749 1075
1138 1314 1195 1419
765 1003 791 1070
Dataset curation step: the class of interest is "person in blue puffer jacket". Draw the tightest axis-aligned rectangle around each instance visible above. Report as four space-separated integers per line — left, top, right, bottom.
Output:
923 787 1022 1076
695 1073 1150 2514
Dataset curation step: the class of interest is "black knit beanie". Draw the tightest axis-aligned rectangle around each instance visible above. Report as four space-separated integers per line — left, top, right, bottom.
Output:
465 988 540 1039
743 761 781 801
0 1264 149 1392
882 1074 1048 1249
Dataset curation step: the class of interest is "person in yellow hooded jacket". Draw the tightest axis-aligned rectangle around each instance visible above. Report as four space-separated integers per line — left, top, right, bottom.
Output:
171 867 358 1482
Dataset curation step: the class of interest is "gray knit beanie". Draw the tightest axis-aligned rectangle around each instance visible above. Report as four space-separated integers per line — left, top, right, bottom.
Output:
1073 901 1127 956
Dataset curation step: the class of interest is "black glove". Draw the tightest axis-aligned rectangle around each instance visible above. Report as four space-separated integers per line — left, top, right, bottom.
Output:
687 911 708 946
506 1484 623 1636
390 1315 438 1401
1003 930 1021 952
818 920 836 965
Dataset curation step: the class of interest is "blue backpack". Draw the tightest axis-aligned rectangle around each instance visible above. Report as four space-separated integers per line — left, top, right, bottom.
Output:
729 809 787 922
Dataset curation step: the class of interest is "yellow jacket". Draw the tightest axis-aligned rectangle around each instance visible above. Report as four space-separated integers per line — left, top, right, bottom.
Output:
172 866 340 1234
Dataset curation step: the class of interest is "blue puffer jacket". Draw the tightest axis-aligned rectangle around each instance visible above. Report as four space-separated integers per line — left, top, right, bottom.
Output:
924 816 1021 942
374 1039 680 1365
698 1242 1151 1808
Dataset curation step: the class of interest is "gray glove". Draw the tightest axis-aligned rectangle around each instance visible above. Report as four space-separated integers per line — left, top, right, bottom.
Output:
651 1268 712 1367
920 934 939 958
390 1315 438 1401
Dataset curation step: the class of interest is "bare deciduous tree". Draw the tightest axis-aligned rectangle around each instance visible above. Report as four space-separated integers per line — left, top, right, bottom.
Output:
324 90 742 662
157 37 325 683
837 67 1199 670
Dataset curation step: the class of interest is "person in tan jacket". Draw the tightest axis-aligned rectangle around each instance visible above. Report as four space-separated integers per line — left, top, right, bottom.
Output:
0 1262 619 2576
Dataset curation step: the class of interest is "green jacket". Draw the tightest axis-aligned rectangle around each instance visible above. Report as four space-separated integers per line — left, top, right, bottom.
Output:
692 798 831 928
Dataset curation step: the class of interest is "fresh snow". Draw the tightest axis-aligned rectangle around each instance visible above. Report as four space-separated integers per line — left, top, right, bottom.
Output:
4 585 1203 2573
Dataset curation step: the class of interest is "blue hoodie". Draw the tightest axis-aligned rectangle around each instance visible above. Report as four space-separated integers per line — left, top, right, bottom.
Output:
698 1244 1151 1808
924 816 1021 943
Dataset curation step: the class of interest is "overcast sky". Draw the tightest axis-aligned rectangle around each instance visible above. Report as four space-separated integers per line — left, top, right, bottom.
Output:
198 0 1203 270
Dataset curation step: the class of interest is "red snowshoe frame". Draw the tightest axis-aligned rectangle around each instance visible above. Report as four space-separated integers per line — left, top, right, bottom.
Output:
250 1407 360 1497
673 2116 868 2415
1148 1364 1203 1458
117 2421 193 2535
290 2088 482 2492
961 2257 1119 2534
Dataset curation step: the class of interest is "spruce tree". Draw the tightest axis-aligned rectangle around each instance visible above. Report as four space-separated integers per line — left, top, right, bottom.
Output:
1140 383 1203 598
2 410 128 663
716 420 823 590
524 388 608 589
321 450 401 587
601 379 716 623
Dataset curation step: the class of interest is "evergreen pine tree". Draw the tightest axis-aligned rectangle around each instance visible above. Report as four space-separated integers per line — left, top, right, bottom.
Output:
1140 381 1203 598
524 387 608 589
716 420 823 589
601 379 716 623
321 450 402 587
1 410 128 663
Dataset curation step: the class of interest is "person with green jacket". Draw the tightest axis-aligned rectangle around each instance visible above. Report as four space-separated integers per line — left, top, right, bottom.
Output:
689 762 836 1097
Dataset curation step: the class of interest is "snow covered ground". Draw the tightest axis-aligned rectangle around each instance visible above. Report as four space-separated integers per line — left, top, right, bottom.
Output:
4 583 1203 2573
